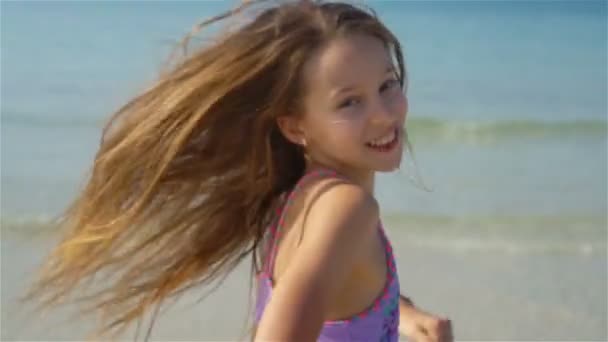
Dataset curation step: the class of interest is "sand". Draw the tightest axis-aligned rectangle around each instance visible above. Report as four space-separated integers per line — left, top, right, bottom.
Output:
2 227 606 341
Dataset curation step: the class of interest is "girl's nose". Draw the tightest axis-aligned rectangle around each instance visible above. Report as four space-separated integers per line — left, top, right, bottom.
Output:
369 97 396 125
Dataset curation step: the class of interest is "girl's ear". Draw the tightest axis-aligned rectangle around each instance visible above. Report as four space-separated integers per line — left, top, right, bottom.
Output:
276 116 307 146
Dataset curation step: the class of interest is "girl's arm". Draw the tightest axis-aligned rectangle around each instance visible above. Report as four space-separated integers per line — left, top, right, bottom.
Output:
254 181 379 341
399 293 415 310
398 293 454 342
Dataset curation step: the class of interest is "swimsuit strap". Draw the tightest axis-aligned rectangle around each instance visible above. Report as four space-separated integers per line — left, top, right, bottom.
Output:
378 221 395 275
264 168 340 275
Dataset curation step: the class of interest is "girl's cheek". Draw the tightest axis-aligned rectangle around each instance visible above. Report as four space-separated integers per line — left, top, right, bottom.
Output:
325 117 365 143
393 93 408 120
329 108 368 126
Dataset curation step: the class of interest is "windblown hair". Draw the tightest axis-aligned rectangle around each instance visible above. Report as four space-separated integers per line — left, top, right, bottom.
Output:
24 0 407 340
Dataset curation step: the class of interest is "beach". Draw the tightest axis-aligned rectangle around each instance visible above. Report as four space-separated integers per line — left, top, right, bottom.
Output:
2 222 606 341
2 1 607 340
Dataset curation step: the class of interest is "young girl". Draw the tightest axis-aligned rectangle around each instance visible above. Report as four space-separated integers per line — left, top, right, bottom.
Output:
26 1 453 341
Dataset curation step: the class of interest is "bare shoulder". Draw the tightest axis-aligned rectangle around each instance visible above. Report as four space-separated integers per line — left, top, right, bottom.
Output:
254 176 380 340
287 175 381 293
299 177 379 242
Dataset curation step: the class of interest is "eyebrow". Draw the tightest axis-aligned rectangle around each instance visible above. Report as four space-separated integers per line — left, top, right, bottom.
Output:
330 65 396 99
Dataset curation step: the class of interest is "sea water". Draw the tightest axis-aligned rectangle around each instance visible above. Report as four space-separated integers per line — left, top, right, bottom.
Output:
3 0 606 254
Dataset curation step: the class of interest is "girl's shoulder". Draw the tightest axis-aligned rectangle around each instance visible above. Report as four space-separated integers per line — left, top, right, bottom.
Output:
294 175 379 244
256 176 382 341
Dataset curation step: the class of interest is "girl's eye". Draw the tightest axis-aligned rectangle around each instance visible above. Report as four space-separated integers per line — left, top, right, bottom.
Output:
380 78 399 93
338 97 361 109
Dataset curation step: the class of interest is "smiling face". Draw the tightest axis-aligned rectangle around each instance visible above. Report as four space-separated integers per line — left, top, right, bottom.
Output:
279 33 408 179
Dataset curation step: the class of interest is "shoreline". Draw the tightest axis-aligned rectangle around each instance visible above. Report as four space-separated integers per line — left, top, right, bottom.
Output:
2 228 606 341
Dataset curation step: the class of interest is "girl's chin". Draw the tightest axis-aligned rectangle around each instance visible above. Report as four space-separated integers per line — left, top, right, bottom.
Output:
367 150 403 172
373 162 401 173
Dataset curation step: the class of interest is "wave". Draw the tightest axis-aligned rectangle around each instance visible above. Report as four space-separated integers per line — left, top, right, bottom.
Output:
382 212 607 232
3 213 605 255
3 109 606 140
383 213 607 255
406 117 607 142
399 236 604 256
1 214 61 238
1 110 105 128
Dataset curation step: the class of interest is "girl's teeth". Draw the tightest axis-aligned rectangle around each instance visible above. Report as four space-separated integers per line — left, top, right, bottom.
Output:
369 131 395 146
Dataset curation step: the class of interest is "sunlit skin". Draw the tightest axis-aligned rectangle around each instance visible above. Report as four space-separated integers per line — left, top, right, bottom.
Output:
280 33 408 193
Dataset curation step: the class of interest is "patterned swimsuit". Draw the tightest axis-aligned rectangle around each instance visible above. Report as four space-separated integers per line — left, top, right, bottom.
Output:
254 169 400 341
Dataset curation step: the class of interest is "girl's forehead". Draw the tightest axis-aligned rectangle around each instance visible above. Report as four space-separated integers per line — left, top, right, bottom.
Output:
303 34 393 92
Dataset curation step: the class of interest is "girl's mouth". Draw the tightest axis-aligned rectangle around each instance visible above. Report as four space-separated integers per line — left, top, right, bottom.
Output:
365 128 399 152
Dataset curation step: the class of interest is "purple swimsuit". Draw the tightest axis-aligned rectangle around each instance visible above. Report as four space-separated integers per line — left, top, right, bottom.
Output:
254 169 401 341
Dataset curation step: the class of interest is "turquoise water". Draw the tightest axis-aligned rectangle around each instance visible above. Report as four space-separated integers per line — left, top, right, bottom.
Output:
2 1 606 254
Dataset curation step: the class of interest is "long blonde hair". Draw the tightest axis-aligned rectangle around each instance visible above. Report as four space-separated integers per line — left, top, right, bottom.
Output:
24 0 406 339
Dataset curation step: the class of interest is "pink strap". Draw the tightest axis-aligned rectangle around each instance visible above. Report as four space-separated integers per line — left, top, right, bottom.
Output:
264 168 339 274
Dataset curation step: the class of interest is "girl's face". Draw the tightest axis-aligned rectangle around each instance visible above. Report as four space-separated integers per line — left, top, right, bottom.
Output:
280 33 408 178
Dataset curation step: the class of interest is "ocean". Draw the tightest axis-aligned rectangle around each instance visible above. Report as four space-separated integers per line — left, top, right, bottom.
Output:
2 1 607 340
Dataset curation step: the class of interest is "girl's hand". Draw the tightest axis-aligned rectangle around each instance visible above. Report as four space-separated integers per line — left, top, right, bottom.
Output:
399 305 453 342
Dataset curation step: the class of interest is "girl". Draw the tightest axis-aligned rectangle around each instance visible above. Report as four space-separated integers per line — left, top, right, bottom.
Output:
25 1 453 341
